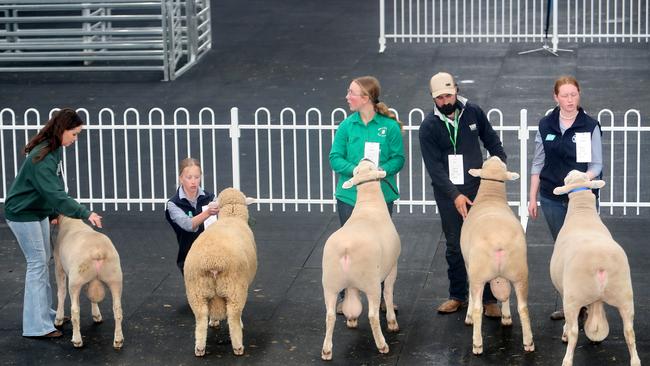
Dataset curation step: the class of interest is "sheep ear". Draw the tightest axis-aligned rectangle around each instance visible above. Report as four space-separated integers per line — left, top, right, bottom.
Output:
589 180 606 189
245 197 256 205
468 168 481 178
342 177 355 189
507 172 520 181
553 185 570 195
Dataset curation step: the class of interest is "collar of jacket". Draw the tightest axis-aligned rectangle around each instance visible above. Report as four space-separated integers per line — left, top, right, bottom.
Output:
547 106 590 134
433 95 468 122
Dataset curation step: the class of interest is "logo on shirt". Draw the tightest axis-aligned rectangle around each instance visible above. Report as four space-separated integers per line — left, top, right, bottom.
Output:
377 127 387 137
56 161 63 176
571 134 576 143
469 123 477 131
545 134 556 141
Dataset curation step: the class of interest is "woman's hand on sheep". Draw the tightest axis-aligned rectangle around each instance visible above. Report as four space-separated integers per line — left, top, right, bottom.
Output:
88 212 103 228
207 203 219 216
527 199 538 219
454 194 473 220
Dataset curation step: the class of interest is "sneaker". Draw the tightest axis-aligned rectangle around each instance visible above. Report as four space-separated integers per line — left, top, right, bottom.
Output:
436 299 465 314
483 303 502 318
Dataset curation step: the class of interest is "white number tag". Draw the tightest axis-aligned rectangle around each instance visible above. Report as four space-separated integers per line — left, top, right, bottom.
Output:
364 142 380 166
575 132 591 163
448 154 464 185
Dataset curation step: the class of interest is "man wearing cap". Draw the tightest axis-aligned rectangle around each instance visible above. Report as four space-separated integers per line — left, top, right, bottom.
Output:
419 72 507 317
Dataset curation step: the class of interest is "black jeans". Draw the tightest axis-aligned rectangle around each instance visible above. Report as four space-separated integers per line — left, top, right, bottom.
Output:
436 192 497 304
336 199 395 300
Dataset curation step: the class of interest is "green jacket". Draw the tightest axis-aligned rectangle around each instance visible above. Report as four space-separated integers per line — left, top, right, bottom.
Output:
4 144 90 222
329 112 405 205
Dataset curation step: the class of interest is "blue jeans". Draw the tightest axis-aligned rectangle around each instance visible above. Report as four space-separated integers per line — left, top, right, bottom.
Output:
539 195 569 241
6 218 58 336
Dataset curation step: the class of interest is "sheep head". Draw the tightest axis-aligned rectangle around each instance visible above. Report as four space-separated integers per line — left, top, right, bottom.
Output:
214 188 255 220
553 170 605 195
468 156 519 182
342 159 387 189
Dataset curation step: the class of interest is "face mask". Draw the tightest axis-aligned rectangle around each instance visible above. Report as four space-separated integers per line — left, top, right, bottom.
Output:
438 103 456 116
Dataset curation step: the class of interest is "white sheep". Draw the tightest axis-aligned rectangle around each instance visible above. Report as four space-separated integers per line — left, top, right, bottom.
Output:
461 156 534 355
551 170 640 366
321 159 401 360
183 187 256 357
53 215 124 349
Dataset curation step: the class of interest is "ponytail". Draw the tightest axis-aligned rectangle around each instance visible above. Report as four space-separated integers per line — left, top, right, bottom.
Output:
374 102 403 130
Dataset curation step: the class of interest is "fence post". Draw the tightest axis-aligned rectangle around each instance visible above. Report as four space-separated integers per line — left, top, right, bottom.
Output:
230 107 241 190
519 109 529 230
378 0 386 52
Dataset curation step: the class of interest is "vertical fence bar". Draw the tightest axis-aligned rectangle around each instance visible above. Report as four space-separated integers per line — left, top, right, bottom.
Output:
519 109 529 229
379 0 386 52
230 107 240 190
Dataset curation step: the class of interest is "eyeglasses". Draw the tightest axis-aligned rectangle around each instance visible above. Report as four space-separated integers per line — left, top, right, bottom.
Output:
346 89 365 97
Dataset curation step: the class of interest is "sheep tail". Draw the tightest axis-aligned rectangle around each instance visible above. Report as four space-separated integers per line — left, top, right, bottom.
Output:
86 279 106 303
200 255 228 278
585 301 609 342
339 249 351 273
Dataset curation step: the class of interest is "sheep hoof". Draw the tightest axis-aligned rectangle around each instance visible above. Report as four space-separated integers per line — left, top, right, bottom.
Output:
54 318 64 327
472 343 483 355
464 316 473 326
208 319 220 328
321 349 332 361
194 347 206 357
232 346 244 356
561 333 568 343
93 315 103 323
72 339 83 348
501 316 512 326
346 318 358 329
387 320 399 333
524 342 535 352
113 339 124 350
378 343 389 354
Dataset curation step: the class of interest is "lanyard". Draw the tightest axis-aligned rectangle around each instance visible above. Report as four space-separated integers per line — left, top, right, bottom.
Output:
442 110 459 154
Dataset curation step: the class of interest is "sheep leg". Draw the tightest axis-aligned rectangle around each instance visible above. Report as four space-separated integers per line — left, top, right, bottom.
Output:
513 280 534 352
107 280 124 349
561 305 580 366
226 297 245 356
321 289 337 361
192 301 209 357
53 256 67 326
469 281 484 355
69 282 83 348
343 288 362 328
465 288 474 325
383 265 399 332
617 302 641 366
367 285 388 354
500 297 512 326
91 302 102 323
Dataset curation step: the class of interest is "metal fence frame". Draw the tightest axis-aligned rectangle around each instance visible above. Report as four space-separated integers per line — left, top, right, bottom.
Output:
379 0 650 52
1 106 648 228
0 0 210 80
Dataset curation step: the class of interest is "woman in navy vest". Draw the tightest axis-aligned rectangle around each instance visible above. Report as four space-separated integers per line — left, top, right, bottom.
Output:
527 76 603 320
165 158 218 275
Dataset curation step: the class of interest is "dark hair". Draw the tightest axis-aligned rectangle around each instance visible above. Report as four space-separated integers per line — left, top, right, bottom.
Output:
24 108 84 163
353 76 403 130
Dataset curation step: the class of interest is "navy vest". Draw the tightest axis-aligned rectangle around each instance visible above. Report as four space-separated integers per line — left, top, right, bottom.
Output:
164 188 215 269
538 107 601 202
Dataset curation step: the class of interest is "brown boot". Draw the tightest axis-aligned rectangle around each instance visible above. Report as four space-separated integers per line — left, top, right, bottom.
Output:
483 303 502 318
437 299 464 313
336 300 343 315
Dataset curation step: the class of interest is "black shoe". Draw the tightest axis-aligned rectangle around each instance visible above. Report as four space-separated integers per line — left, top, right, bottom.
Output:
550 310 564 320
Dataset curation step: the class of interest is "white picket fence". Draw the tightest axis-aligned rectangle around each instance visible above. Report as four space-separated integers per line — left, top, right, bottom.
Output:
379 0 650 51
0 107 648 227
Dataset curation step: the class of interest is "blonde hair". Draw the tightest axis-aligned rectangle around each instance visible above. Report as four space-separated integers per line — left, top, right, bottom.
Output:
178 157 201 176
554 76 580 95
353 76 403 130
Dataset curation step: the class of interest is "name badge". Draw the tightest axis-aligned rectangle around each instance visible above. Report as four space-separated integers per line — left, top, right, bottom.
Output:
448 154 464 185
575 132 591 163
364 142 380 166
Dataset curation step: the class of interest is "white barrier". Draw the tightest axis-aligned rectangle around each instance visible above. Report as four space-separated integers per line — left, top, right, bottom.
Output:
1 107 648 226
379 0 650 52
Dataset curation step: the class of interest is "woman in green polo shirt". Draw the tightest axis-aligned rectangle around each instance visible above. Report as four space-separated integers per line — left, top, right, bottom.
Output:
329 76 405 312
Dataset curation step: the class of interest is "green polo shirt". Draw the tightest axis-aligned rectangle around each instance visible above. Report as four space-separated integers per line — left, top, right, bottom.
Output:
329 112 405 205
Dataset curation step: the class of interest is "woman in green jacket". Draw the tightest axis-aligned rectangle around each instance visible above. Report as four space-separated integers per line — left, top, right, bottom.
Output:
329 76 405 312
4 108 102 338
